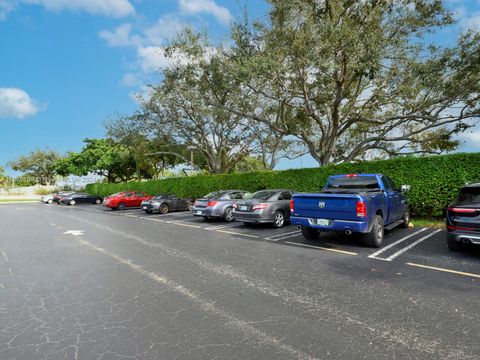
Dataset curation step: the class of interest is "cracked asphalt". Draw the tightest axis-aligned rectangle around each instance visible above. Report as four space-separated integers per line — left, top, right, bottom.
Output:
0 203 479 359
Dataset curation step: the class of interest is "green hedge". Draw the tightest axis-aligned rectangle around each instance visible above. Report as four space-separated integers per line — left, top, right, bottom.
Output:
86 153 480 217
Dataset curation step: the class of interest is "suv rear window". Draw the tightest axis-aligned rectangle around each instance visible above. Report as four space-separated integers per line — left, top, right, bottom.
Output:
455 187 480 206
326 176 380 190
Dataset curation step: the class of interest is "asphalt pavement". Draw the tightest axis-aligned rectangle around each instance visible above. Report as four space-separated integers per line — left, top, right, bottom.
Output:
0 203 479 359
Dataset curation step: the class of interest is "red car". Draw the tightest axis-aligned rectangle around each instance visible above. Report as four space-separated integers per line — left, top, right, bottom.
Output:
102 191 153 210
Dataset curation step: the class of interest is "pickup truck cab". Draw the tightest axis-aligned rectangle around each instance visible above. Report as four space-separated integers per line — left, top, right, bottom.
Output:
290 174 410 247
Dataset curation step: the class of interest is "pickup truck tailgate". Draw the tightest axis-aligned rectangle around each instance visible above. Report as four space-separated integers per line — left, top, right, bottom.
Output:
293 193 362 221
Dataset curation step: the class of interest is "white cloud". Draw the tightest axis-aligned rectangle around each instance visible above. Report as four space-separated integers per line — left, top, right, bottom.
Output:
0 0 135 20
137 46 170 73
99 23 141 47
179 0 231 25
121 73 141 87
0 88 40 119
459 127 480 151
143 15 186 46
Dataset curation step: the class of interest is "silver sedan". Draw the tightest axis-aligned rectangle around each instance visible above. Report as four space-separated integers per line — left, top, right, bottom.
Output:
192 190 248 222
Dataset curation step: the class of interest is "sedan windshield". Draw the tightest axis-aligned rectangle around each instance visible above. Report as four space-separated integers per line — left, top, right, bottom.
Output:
326 176 380 190
455 187 480 206
248 191 277 200
153 194 170 200
204 191 228 199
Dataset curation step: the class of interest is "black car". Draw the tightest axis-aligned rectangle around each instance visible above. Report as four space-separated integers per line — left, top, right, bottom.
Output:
141 194 194 214
60 193 103 206
52 191 75 204
446 183 480 251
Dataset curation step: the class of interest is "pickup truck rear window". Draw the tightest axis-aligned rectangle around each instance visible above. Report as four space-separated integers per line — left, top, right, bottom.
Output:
455 187 480 206
326 176 380 190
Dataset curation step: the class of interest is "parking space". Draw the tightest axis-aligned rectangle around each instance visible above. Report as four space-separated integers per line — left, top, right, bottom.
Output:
53 203 480 281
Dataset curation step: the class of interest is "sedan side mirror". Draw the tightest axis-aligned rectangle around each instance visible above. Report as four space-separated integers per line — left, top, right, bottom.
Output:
401 185 411 193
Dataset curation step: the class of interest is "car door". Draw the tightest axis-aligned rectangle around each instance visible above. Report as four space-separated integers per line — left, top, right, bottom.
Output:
279 191 293 219
386 176 406 220
134 192 146 207
168 195 180 210
123 192 134 207
381 176 401 222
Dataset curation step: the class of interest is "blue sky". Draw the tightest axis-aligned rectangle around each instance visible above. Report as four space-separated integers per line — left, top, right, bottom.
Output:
0 0 479 176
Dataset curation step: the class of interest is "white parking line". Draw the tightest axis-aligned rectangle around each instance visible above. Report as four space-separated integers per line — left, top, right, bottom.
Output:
368 228 428 260
284 242 357 256
265 230 301 241
380 229 443 262
215 230 259 238
206 223 244 230
171 222 202 229
407 262 480 279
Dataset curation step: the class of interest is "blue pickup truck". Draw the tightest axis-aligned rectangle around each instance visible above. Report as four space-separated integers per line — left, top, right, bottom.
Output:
290 174 410 247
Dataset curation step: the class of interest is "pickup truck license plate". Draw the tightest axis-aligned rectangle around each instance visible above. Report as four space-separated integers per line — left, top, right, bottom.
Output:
240 206 248 211
196 210 203 215
312 218 329 226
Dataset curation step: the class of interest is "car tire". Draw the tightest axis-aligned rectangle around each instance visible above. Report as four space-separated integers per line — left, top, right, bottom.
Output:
69 200 76 206
47 199 53 204
272 211 285 228
301 227 320 240
117 202 126 211
399 210 410 229
187 202 194 211
363 215 384 248
447 237 462 252
224 207 234 222
160 203 169 214
95 199 102 205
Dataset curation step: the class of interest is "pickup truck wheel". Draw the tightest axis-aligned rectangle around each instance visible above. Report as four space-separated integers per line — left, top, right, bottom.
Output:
399 211 410 229
447 237 462 252
363 215 384 248
301 227 320 240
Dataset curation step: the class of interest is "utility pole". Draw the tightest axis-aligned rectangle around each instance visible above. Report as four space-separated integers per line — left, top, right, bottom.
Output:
187 145 197 176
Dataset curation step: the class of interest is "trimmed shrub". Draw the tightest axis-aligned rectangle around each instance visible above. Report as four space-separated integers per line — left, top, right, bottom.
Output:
86 153 480 217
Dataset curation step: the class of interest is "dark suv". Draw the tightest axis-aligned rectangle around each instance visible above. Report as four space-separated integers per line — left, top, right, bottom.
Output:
446 184 480 251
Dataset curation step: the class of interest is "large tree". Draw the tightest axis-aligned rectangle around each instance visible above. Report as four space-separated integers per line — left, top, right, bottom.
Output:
55 138 137 183
8 149 61 185
220 0 480 166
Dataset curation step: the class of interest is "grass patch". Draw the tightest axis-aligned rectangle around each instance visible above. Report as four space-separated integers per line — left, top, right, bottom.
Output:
0 199 38 203
412 218 445 229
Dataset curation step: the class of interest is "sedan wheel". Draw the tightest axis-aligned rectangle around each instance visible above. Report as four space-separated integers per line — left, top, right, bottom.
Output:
160 204 169 214
69 200 76 206
273 211 285 228
187 202 194 211
224 207 234 222
117 202 126 211
95 199 102 205
47 199 53 204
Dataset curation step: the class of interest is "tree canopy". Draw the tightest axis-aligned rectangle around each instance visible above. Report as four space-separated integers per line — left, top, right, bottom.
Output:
8 149 61 185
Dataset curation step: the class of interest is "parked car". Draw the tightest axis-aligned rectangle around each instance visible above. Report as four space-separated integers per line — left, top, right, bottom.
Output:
102 191 152 210
60 193 103 206
290 174 410 247
192 190 248 222
41 194 55 204
52 191 75 204
233 190 294 228
141 194 194 214
446 183 480 251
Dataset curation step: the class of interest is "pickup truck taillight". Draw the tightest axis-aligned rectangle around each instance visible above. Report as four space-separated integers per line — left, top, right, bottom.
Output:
290 199 294 213
356 201 367 217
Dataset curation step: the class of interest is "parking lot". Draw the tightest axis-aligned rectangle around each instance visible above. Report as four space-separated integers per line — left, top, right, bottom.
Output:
1 203 479 359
